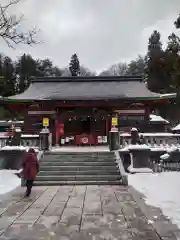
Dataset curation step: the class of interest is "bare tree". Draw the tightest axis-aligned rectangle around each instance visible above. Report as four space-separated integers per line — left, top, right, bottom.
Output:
0 0 39 47
61 68 71 77
79 66 96 76
61 66 96 77
99 63 128 76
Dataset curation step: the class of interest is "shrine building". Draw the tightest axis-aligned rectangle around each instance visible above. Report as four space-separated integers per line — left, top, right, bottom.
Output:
3 76 176 146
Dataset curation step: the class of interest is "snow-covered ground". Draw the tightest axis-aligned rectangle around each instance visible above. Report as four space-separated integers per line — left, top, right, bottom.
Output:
129 172 180 228
0 170 21 195
0 147 42 196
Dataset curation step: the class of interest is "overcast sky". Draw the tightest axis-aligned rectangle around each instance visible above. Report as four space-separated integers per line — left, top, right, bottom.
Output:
1 0 180 72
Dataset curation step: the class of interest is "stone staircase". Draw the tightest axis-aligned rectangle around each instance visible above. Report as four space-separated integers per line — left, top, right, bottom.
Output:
34 151 122 185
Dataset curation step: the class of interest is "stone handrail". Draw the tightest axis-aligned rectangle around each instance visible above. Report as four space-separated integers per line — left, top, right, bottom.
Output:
114 151 128 185
120 133 180 147
0 134 39 148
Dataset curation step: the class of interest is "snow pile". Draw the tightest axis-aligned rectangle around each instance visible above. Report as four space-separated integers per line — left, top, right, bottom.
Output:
120 144 150 151
172 124 180 131
128 166 153 173
119 147 129 152
0 170 21 195
128 144 150 150
167 146 179 153
129 172 180 228
160 153 170 160
150 114 169 123
1 146 29 151
150 147 166 151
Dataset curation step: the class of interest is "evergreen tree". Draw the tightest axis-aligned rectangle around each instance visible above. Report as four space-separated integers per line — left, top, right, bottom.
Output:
15 54 37 93
36 58 63 77
51 66 63 76
165 33 180 90
175 14 180 28
2 56 16 96
0 54 5 96
126 56 146 77
146 30 168 93
36 59 53 76
69 53 80 76
79 66 96 76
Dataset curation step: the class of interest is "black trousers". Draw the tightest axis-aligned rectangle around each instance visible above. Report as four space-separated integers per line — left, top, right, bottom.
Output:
25 180 34 196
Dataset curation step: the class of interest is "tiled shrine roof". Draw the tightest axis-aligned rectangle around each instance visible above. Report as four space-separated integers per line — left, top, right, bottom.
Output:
6 76 176 101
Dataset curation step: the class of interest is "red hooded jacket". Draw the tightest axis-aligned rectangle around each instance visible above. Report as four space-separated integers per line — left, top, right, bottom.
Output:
22 151 39 180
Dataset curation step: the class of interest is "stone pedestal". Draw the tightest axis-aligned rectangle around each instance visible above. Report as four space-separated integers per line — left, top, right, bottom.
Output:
119 150 131 172
109 128 119 151
39 128 50 151
130 148 151 169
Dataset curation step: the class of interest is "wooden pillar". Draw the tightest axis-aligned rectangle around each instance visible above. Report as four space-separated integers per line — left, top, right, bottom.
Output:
55 119 59 146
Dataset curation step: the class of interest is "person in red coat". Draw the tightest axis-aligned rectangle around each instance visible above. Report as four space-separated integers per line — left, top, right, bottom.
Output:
22 148 39 197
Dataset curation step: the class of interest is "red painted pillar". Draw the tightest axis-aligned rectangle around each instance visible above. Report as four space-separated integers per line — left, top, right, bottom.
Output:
55 121 64 146
55 119 59 146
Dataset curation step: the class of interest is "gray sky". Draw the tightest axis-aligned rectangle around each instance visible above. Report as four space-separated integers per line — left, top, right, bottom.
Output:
1 0 180 72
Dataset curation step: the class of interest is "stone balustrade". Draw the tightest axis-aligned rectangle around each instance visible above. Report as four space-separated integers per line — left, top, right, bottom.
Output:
0 134 39 148
120 132 180 147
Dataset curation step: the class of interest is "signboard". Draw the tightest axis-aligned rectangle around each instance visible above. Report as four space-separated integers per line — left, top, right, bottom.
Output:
112 117 118 126
120 115 145 121
43 118 49 127
114 109 145 114
28 111 56 115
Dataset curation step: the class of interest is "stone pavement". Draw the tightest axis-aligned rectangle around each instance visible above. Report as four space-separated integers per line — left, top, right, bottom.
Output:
0 185 179 240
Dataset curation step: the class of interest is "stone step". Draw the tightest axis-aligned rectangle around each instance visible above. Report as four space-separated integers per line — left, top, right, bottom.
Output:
41 157 115 162
38 170 119 176
36 152 119 186
44 152 113 156
40 165 118 171
36 175 121 181
40 161 116 166
34 180 122 186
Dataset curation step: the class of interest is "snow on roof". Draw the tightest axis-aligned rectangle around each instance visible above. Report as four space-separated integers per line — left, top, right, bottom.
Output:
172 124 180 131
160 93 177 98
150 114 169 123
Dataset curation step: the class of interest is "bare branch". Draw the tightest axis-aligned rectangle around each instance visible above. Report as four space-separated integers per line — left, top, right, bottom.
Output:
1 0 22 10
0 0 40 47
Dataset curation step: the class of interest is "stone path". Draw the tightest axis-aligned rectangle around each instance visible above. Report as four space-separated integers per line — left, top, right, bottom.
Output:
0 185 179 239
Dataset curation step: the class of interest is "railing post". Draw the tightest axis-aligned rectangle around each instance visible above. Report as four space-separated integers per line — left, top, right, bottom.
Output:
39 128 50 151
109 127 119 151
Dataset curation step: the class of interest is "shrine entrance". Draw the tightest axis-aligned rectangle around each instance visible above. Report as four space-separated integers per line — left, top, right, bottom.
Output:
55 108 110 146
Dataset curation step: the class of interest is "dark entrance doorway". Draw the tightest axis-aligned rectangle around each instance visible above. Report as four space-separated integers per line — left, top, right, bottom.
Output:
57 108 110 146
81 117 91 134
